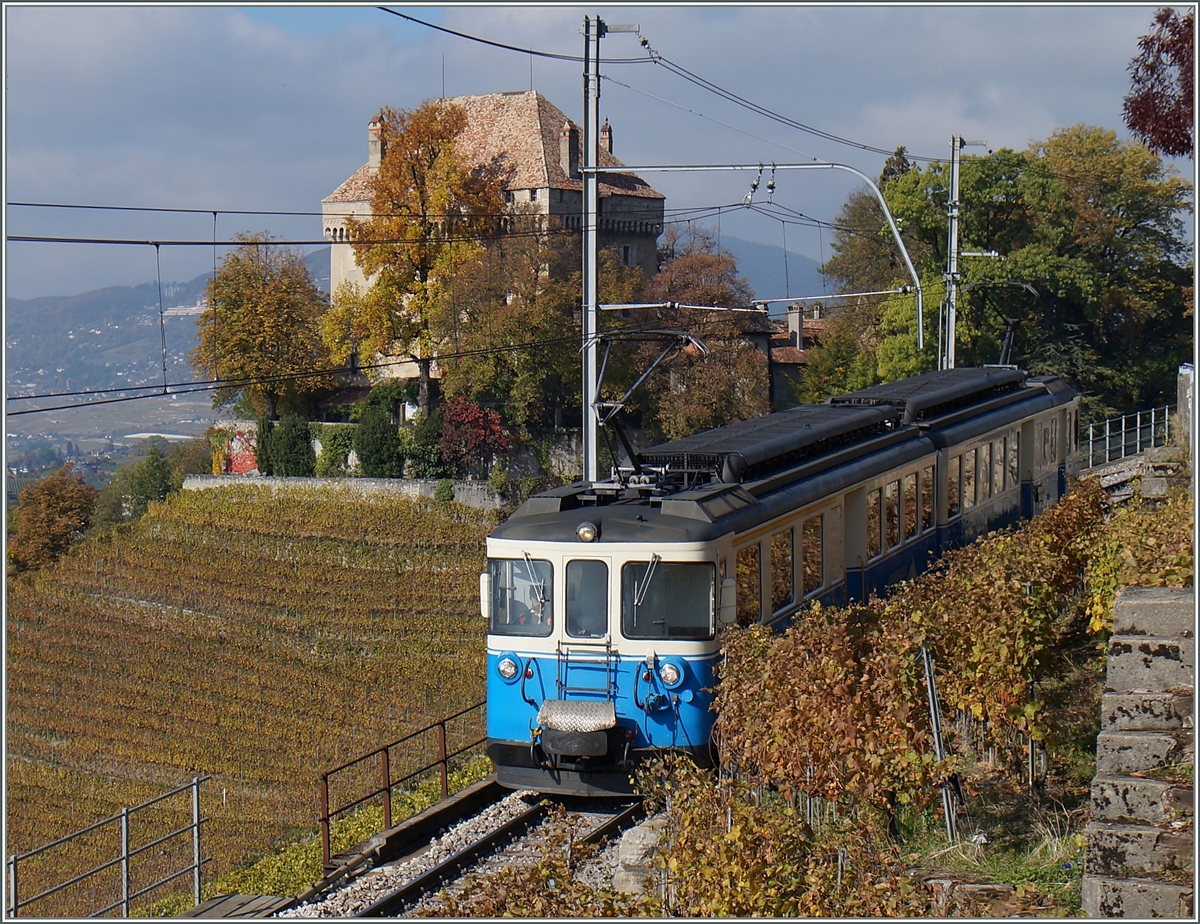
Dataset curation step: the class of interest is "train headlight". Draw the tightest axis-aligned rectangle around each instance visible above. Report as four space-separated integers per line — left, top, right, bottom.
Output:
497 657 519 680
658 661 683 688
576 521 599 542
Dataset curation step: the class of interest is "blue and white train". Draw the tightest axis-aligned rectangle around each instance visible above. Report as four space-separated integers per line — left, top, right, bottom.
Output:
481 367 1080 795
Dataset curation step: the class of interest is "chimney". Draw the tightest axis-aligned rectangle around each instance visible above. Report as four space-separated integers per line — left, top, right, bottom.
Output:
600 118 613 154
368 111 386 172
560 120 580 179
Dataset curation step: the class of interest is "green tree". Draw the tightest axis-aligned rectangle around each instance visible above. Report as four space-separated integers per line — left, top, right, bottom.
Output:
255 415 275 475
270 415 316 477
128 444 171 519
191 232 335 419
823 126 1191 417
167 437 213 492
8 463 98 574
399 409 450 479
353 407 404 478
326 101 508 417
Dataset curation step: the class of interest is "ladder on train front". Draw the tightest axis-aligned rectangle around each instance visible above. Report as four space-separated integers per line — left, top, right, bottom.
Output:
555 639 614 701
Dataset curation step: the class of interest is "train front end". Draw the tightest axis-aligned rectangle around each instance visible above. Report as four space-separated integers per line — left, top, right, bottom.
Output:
482 488 731 796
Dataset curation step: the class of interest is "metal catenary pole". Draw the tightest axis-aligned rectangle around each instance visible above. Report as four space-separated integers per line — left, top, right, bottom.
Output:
581 15 639 484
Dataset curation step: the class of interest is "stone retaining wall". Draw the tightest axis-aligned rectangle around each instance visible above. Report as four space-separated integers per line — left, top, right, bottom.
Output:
182 474 504 511
1082 587 1194 918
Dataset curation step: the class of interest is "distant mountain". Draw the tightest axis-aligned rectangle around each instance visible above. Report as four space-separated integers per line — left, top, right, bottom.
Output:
6 248 332 397
717 235 831 307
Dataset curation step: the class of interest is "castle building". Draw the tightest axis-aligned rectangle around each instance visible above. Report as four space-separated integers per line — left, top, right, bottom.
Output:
322 90 665 295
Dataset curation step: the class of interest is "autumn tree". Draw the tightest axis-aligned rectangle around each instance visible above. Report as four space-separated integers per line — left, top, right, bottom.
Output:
8 463 97 574
191 232 335 419
438 395 510 476
1124 7 1194 158
631 226 768 440
324 101 508 416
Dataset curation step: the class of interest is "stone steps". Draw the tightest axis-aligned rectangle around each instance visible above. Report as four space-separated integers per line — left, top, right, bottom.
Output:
1082 586 1194 918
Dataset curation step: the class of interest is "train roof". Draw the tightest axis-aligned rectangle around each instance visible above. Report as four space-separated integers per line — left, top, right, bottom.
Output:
491 368 1076 543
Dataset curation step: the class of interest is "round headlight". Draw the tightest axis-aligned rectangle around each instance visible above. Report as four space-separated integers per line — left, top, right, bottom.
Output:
658 662 682 687
576 521 599 542
497 657 519 680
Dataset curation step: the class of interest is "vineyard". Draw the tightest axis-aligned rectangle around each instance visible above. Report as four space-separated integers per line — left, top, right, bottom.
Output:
5 483 495 916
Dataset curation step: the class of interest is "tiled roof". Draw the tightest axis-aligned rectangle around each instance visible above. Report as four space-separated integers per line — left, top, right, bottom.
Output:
324 91 663 204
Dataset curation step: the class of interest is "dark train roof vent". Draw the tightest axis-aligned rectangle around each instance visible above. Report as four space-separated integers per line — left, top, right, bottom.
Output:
830 367 1027 425
636 404 901 485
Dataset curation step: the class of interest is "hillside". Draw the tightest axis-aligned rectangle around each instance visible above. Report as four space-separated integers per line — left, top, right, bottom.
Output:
5 248 331 398
4 481 490 916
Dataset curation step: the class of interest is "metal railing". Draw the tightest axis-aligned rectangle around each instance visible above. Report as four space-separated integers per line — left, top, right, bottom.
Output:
1082 405 1174 470
7 776 210 918
318 702 487 871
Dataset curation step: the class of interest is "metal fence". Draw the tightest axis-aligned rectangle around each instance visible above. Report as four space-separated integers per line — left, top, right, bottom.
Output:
1082 405 1174 470
318 701 487 871
7 776 209 918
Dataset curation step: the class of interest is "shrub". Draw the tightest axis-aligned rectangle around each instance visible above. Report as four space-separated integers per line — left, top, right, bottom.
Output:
488 461 508 496
254 416 274 475
435 479 455 504
270 415 316 477
400 409 449 479
313 424 356 477
353 407 403 478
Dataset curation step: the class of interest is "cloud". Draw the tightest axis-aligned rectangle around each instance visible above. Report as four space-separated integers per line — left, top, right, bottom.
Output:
4 4 1178 298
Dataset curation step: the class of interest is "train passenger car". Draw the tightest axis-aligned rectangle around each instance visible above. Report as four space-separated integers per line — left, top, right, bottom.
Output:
482 367 1079 795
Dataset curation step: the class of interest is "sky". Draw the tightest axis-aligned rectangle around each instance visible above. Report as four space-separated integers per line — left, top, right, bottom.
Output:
3 2 1194 301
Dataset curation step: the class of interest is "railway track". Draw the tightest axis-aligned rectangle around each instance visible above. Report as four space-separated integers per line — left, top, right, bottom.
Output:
276 783 642 918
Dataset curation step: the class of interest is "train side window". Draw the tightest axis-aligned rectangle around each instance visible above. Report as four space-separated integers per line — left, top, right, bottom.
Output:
802 515 823 595
962 449 977 509
1042 425 1050 463
903 473 918 539
979 443 991 501
994 437 1006 495
866 488 882 559
770 527 794 612
566 560 608 638
885 480 900 548
736 544 761 626
921 465 935 531
1050 418 1058 462
1008 433 1019 487
947 456 961 518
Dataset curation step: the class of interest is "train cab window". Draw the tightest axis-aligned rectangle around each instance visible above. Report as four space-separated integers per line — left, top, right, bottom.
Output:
771 528 794 612
735 545 761 626
962 449 977 510
903 473 918 540
566 560 608 638
1008 433 1019 488
920 466 935 531
866 488 882 559
993 438 1006 495
622 560 714 639
885 480 901 548
948 456 961 518
979 444 991 501
488 558 553 637
802 515 823 596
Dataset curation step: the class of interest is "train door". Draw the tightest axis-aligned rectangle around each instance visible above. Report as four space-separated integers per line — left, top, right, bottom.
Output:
558 558 614 704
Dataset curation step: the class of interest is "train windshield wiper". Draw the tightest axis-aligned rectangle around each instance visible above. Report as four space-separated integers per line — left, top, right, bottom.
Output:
522 551 546 606
633 553 661 608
